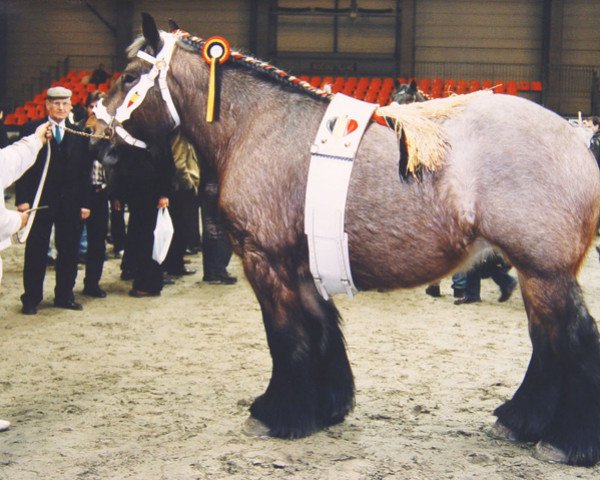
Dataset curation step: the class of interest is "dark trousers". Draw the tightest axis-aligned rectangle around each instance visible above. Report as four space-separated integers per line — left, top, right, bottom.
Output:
22 204 82 306
201 180 232 276
123 190 163 294
187 190 202 251
163 188 195 273
464 263 514 300
110 202 126 253
84 189 109 289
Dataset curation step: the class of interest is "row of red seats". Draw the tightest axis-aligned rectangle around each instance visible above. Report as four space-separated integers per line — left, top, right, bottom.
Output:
7 70 543 126
4 70 120 126
300 75 543 105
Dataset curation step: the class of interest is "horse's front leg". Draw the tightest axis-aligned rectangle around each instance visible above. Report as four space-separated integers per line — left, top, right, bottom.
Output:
241 249 355 438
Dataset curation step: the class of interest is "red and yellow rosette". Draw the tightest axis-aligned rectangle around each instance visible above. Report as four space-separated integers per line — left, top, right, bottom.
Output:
202 36 231 122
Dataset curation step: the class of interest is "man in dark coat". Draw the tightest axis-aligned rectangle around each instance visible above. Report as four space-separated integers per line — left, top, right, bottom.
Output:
15 86 93 314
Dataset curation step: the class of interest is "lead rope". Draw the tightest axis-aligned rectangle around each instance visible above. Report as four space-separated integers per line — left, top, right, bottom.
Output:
13 140 51 244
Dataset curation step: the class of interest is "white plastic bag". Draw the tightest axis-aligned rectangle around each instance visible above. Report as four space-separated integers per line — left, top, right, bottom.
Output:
152 208 174 264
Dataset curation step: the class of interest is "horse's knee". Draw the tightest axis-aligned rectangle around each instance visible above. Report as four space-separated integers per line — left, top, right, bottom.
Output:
243 253 354 437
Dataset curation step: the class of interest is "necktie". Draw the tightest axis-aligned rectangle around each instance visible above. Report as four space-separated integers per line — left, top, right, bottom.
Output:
55 125 62 144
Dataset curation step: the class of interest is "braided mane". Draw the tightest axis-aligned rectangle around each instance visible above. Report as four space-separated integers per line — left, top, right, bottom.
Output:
173 29 333 103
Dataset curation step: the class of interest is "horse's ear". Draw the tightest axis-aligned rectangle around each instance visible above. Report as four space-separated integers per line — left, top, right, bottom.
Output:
168 19 180 32
409 79 418 90
141 13 161 53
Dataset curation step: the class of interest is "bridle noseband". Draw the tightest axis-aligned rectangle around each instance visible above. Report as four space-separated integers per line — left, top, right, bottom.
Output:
93 33 181 149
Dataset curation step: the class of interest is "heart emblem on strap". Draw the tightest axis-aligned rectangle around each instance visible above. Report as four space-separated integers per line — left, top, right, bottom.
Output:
327 117 359 136
345 119 358 135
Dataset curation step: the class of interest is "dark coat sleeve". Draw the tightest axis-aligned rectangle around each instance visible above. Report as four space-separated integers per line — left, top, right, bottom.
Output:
590 131 600 168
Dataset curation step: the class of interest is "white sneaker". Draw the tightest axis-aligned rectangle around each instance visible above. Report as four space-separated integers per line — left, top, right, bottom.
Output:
0 419 10 432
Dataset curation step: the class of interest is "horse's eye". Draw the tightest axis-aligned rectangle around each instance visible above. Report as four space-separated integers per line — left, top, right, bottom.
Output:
121 73 137 86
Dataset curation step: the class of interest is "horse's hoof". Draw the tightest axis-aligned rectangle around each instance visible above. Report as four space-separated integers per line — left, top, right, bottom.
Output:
533 441 568 464
242 416 271 437
487 421 520 443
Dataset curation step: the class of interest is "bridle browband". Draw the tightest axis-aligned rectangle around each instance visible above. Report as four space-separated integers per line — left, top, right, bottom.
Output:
93 33 181 149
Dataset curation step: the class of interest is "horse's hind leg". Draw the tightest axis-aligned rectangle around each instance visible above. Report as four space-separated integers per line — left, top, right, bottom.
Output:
242 251 354 438
494 273 600 466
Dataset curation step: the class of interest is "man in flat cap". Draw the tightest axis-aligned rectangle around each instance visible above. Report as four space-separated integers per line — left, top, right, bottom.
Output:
15 86 93 314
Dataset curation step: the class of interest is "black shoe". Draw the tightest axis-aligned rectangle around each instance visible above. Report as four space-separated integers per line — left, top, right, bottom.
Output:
163 275 176 285
82 286 107 298
454 296 481 305
120 270 134 281
498 278 517 303
167 267 196 277
54 300 83 311
453 288 465 298
203 272 237 285
21 304 37 315
129 289 161 298
425 285 441 297
185 246 201 255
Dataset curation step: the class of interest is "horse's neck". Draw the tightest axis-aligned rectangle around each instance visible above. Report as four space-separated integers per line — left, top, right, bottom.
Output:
179 73 325 175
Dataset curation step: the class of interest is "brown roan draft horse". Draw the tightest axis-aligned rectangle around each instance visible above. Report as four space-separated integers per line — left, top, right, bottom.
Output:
93 14 600 466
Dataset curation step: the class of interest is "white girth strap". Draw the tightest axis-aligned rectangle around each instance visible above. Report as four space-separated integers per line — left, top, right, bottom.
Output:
304 93 377 299
93 33 180 148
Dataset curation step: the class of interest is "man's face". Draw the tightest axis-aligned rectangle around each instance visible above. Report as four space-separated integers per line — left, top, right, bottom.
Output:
46 98 72 122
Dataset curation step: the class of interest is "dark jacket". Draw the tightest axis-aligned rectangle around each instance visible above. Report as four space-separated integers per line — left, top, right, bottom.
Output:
590 130 600 168
15 118 93 210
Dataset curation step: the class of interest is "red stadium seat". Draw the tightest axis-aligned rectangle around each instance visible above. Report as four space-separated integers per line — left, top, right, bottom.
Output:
492 81 506 93
506 81 518 95
3 113 17 125
530 81 543 91
468 80 481 93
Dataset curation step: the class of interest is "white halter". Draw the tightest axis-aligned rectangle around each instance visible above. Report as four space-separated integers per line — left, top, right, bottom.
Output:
93 33 181 149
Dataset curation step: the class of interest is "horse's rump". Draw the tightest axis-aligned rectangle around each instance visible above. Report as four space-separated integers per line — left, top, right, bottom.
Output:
376 91 491 176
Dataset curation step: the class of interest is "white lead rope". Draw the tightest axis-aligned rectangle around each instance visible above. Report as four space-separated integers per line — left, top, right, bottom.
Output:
12 141 52 244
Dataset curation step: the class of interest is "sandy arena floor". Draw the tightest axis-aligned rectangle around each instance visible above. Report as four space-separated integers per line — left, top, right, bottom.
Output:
1 240 600 479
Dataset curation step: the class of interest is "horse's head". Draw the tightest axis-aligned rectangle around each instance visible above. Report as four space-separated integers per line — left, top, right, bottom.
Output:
92 13 181 152
391 80 427 104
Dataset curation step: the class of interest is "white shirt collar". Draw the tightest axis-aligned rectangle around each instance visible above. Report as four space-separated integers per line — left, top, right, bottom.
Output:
49 117 66 128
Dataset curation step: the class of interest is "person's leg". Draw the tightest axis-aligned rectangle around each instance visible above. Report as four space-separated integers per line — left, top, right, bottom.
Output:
451 271 466 297
491 265 518 302
21 210 53 312
201 178 236 284
455 266 481 304
131 195 163 295
110 201 126 256
83 191 109 296
54 204 83 308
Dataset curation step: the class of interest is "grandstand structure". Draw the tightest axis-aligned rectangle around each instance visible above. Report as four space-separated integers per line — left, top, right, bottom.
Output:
1 0 598 129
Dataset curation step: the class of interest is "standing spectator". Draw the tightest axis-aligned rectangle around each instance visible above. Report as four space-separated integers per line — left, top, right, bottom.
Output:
162 132 199 277
81 91 109 298
0 121 52 431
112 144 172 297
15 86 93 314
